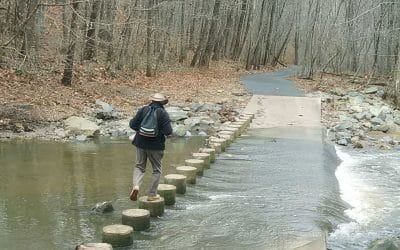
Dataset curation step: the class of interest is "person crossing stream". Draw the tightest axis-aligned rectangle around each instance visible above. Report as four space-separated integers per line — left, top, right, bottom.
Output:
2 67 399 250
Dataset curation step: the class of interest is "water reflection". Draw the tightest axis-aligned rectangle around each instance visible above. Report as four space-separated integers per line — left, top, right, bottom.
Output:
0 137 205 249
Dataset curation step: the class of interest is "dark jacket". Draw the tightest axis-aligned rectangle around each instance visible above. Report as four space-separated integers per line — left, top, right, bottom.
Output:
129 102 173 150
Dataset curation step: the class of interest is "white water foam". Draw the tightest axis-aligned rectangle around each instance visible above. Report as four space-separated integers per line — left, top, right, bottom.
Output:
329 147 374 248
334 146 377 225
330 147 400 249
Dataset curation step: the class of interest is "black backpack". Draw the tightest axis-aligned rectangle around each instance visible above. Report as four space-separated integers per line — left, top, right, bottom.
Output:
139 106 159 137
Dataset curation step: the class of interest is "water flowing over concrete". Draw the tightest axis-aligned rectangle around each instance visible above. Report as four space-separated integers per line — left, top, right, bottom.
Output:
240 67 341 249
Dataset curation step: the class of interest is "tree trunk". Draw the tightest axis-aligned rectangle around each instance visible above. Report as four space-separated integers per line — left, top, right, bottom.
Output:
83 0 100 61
104 0 117 67
21 0 39 57
221 5 234 59
178 0 186 63
199 0 221 68
190 1 209 67
61 3 69 53
232 0 247 60
262 0 277 65
146 0 154 77
61 2 79 86
388 36 400 108
116 0 135 70
249 0 267 69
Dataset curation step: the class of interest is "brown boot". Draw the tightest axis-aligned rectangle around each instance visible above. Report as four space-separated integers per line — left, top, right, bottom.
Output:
129 188 139 201
146 194 160 201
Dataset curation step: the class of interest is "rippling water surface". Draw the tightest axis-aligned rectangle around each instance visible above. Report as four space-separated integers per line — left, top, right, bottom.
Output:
0 127 347 250
0 137 204 249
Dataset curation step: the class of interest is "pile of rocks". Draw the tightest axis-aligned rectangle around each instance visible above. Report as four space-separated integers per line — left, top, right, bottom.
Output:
47 100 241 141
308 86 400 149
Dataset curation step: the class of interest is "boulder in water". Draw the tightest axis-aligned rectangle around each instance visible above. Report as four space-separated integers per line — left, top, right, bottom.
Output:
91 201 114 213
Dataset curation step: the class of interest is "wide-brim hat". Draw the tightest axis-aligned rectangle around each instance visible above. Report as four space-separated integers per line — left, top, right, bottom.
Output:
149 93 168 102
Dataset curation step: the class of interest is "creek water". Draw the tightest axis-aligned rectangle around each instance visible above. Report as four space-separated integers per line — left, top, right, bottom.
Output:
0 137 206 249
0 129 345 250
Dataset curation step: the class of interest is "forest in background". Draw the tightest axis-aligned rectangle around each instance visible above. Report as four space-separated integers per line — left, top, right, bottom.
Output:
0 0 400 107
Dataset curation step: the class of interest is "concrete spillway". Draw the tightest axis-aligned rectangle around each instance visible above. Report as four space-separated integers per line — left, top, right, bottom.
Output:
242 71 329 250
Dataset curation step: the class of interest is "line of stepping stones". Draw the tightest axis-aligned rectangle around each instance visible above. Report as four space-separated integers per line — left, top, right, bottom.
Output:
76 113 254 250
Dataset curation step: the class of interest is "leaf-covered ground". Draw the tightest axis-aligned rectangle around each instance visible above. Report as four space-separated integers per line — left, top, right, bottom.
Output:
0 61 264 130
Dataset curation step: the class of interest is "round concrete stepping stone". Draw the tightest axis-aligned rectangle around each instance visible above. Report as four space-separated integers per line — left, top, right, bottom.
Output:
218 134 233 144
76 243 112 250
122 208 150 231
228 124 242 130
210 138 227 151
185 158 204 176
210 142 222 154
102 224 133 247
164 174 186 194
176 166 197 184
192 152 211 168
224 126 240 137
157 183 176 205
242 113 254 125
233 119 246 124
138 196 165 217
218 130 235 141
199 148 216 163
232 121 247 132
235 118 249 128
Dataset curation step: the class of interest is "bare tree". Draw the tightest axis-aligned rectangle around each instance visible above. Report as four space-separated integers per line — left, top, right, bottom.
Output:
178 0 187 63
83 0 100 61
190 1 210 67
1 0 399 86
146 0 154 76
198 0 221 68
61 2 80 86
232 0 248 60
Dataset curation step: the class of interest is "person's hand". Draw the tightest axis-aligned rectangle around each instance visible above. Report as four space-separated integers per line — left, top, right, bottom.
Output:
167 132 177 139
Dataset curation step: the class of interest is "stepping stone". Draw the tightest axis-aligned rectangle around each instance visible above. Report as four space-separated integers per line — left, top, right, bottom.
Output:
224 126 240 138
138 196 165 217
76 243 112 250
218 134 233 145
102 224 133 247
242 113 254 125
209 138 227 151
209 142 222 154
122 209 150 231
185 159 204 176
192 152 211 169
164 174 186 194
218 130 235 141
157 183 176 205
176 166 197 184
232 120 247 131
199 148 216 163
